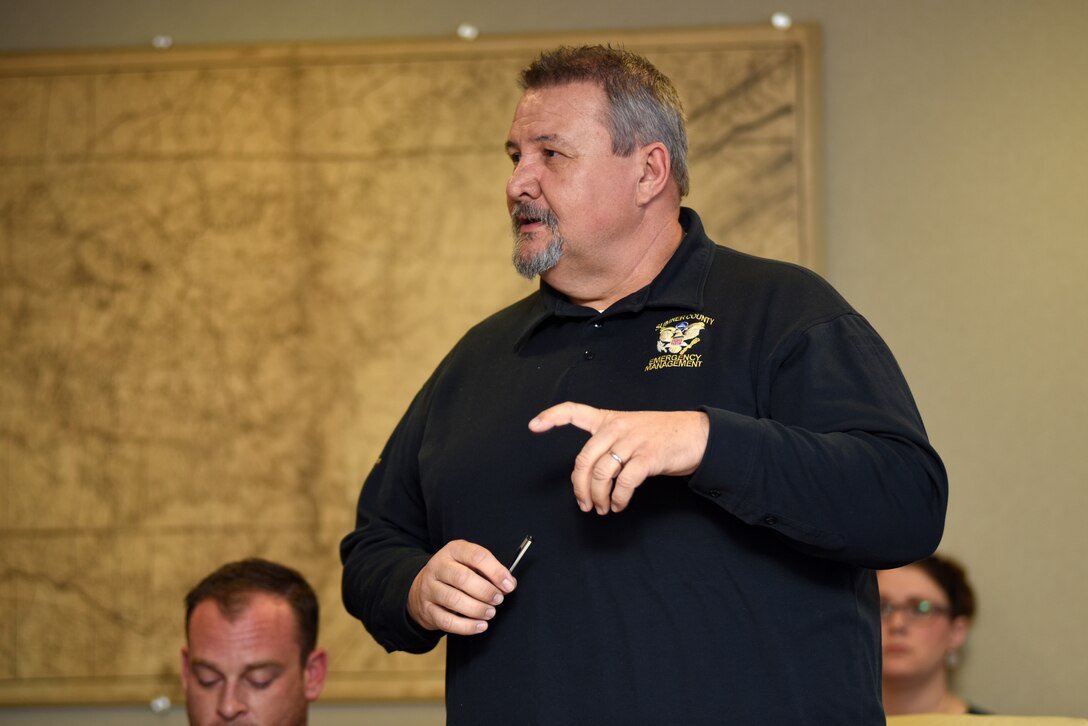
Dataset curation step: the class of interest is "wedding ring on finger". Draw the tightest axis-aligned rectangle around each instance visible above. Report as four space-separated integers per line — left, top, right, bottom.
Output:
609 451 624 465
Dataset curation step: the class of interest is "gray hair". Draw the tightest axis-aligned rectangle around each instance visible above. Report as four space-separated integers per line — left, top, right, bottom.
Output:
519 45 689 198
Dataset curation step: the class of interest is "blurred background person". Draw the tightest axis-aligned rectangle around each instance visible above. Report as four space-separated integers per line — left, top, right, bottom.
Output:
878 553 989 715
182 558 327 726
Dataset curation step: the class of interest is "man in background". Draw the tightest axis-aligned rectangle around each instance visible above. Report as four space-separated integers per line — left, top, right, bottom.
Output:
342 45 947 724
182 558 327 726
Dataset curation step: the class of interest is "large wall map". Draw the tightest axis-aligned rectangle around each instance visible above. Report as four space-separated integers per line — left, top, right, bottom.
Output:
0 26 820 704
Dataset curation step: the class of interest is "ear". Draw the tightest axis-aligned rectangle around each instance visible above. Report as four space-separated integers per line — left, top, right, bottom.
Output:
303 647 328 701
179 646 191 691
635 142 673 205
949 615 970 651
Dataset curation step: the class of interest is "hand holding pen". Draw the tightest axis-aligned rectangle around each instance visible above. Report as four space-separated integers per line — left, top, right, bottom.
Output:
406 535 531 636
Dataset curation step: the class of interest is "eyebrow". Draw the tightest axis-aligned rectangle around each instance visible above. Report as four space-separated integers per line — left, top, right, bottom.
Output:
190 659 283 676
505 133 563 153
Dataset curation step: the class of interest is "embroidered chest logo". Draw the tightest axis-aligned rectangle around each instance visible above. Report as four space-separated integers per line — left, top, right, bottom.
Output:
645 314 715 371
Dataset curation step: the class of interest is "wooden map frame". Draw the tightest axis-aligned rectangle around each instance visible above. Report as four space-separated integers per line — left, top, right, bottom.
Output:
0 25 820 705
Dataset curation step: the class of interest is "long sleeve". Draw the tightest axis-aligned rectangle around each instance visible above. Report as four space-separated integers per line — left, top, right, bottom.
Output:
340 375 445 654
688 312 947 568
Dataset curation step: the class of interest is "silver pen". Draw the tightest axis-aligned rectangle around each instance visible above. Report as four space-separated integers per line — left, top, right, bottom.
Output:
509 535 533 573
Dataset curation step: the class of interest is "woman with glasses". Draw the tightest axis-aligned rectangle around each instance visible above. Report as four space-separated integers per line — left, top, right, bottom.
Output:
877 553 990 715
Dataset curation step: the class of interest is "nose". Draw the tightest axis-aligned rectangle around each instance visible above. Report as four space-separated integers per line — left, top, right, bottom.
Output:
883 608 911 632
506 158 541 204
217 682 248 720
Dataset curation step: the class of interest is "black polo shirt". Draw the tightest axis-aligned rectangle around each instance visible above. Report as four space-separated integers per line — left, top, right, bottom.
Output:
342 207 947 725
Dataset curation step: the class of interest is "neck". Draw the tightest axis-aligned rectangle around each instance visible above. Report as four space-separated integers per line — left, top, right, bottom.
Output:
545 210 684 311
883 672 966 716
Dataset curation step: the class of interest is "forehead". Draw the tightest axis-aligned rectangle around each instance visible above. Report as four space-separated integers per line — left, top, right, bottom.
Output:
877 565 947 602
187 593 301 668
507 81 612 145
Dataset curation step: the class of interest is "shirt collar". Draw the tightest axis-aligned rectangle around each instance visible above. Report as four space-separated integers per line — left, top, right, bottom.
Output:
513 207 714 351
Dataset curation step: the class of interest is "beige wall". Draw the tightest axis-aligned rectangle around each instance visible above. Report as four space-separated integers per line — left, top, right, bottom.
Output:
1 0 1085 722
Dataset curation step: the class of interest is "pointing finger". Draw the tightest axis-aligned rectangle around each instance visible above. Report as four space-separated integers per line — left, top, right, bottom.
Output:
528 401 607 434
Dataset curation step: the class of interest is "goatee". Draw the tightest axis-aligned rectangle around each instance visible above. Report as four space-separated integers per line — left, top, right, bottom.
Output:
510 202 564 279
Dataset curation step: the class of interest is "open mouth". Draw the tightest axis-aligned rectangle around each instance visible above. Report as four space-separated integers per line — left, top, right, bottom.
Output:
511 203 553 233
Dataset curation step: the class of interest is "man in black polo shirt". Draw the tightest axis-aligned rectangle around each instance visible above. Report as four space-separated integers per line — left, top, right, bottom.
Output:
341 45 947 725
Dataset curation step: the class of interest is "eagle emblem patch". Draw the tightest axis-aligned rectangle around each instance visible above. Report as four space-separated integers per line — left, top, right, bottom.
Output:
657 320 704 354
645 315 715 371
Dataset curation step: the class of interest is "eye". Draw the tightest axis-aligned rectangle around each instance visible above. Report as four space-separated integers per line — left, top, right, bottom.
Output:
244 667 280 689
192 666 222 688
542 149 559 158
509 152 521 165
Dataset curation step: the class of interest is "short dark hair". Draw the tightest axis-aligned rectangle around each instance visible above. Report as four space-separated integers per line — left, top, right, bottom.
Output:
916 553 977 619
184 558 319 664
519 45 689 198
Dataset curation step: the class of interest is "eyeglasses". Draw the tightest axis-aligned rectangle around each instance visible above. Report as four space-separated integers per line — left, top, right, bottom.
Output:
879 599 951 622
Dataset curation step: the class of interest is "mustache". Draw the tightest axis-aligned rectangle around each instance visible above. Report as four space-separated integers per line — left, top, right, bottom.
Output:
510 202 559 235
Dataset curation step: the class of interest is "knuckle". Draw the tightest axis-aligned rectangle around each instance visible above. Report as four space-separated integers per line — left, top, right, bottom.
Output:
624 464 646 484
436 610 457 632
421 601 440 627
591 483 613 502
592 461 614 479
468 546 489 568
436 585 457 609
451 566 474 590
573 451 594 472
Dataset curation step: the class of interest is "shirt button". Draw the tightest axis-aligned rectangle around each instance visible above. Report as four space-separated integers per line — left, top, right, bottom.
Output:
763 516 778 526
708 489 721 498
583 350 595 360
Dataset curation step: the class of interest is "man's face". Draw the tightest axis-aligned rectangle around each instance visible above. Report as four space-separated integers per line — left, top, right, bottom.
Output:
181 593 326 726
505 81 644 280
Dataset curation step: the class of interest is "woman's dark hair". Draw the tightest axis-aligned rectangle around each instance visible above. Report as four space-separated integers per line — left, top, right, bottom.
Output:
916 553 977 619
